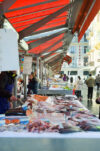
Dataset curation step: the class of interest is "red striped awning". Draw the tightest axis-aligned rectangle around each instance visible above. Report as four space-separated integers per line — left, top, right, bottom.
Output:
0 0 99 57
4 0 69 33
73 0 100 41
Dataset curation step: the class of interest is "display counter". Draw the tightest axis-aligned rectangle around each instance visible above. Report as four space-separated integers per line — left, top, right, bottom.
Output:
0 95 100 151
37 89 73 95
0 131 100 151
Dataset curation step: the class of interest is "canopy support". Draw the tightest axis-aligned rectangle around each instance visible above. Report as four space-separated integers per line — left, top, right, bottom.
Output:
0 0 16 15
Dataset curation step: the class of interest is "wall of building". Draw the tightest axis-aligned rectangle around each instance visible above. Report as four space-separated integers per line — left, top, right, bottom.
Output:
61 32 89 82
87 11 100 75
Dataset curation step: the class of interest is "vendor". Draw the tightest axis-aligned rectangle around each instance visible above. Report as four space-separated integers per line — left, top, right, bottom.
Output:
0 71 17 114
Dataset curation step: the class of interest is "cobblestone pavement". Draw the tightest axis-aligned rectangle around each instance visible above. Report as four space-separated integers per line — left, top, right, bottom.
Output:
81 85 100 116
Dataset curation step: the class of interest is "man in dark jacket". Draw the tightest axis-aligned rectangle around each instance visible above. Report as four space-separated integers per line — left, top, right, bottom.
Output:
27 72 38 94
0 71 17 114
85 74 95 100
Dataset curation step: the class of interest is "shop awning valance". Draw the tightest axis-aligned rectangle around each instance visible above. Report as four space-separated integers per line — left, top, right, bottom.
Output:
63 55 72 65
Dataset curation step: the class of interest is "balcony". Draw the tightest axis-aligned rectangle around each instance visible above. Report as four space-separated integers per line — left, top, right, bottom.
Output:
89 61 94 66
97 59 100 62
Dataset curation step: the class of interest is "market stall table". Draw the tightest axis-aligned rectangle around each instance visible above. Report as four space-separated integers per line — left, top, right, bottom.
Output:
0 131 100 151
37 89 73 96
0 95 100 151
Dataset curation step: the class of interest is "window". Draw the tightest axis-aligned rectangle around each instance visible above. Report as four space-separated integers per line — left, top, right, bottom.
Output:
70 71 78 75
84 33 87 42
60 71 64 74
84 57 88 66
84 46 88 53
83 71 89 75
70 46 75 54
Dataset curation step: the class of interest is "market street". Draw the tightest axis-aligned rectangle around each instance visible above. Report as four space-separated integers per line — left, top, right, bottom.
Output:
81 85 100 116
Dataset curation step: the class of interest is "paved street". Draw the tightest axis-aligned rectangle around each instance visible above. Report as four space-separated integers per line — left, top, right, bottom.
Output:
81 85 100 116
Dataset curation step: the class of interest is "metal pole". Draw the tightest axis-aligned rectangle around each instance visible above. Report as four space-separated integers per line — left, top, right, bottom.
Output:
14 77 17 97
45 63 47 82
40 59 43 87
24 74 27 100
37 57 39 79
42 61 44 87
99 106 100 119
37 57 39 89
13 77 17 108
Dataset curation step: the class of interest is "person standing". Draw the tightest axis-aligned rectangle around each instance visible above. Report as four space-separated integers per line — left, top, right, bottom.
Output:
0 71 17 114
27 71 38 94
75 76 83 100
85 74 95 100
70 77 73 83
95 74 100 91
63 74 67 81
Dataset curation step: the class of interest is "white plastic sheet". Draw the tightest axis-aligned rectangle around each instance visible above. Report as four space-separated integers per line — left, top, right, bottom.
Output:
0 29 19 71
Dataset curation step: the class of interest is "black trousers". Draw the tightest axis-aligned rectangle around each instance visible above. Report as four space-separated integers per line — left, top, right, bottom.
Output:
96 83 100 90
75 90 81 98
88 87 93 99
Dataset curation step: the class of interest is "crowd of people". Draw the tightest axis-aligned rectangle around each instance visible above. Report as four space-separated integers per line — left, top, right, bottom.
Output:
60 73 100 102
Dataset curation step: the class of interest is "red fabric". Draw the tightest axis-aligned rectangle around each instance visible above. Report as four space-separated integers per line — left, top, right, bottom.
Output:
4 0 69 34
16 20 66 32
78 0 100 41
28 39 63 54
8 8 67 23
63 55 72 64
12 16 67 29
1 0 70 55
73 0 94 34
27 40 37 44
73 89 75 95
6 0 69 17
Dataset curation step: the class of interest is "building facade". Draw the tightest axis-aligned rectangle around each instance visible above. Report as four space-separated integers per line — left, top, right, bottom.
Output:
86 11 100 75
61 32 89 82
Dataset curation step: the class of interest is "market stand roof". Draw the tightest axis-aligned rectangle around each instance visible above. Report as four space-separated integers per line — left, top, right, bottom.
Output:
0 0 100 68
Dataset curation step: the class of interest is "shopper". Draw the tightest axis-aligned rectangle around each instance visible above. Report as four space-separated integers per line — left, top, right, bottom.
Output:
27 71 38 94
70 77 73 83
0 71 17 114
75 76 83 100
95 74 100 91
59 73 63 78
66 76 69 82
85 74 95 100
63 74 67 81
